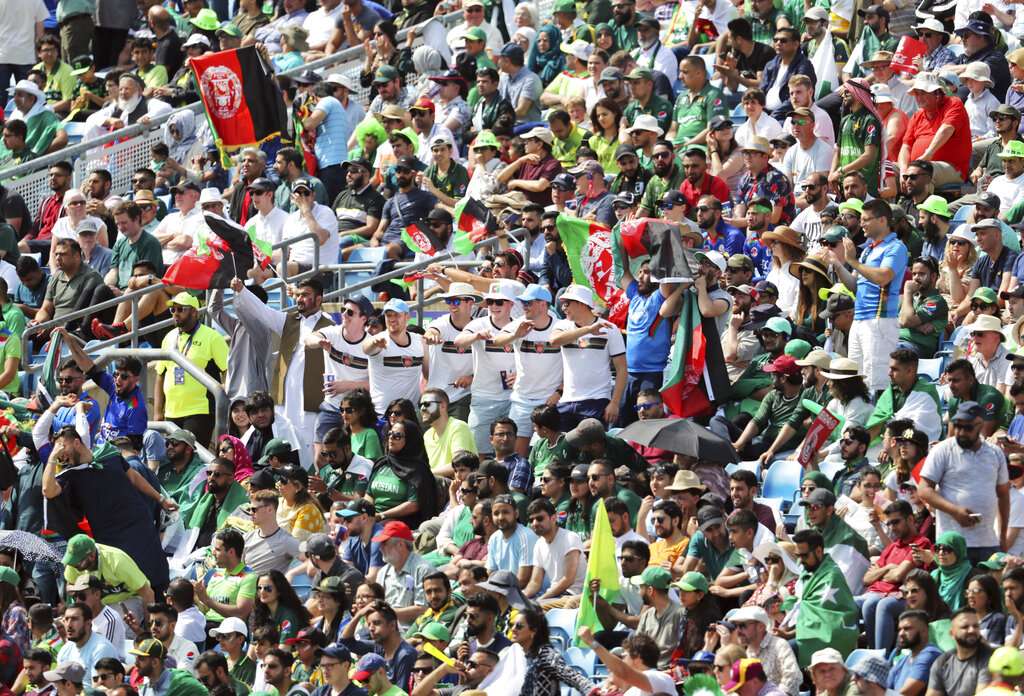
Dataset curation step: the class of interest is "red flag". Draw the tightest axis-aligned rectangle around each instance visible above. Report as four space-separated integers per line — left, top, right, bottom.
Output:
191 47 287 148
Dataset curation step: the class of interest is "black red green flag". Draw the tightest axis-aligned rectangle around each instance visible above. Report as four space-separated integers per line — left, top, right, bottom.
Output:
401 220 474 257
661 287 731 418
618 218 696 282
191 46 287 149
163 213 266 289
453 198 497 242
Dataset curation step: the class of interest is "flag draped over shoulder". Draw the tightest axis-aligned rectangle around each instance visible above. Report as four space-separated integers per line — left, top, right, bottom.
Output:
661 288 730 418
819 514 871 595
556 214 629 326
845 24 880 78
811 32 840 98
795 555 858 667
575 499 620 645
163 213 268 290
191 46 288 149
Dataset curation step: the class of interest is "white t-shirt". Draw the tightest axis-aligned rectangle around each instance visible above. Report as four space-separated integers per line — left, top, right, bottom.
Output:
0 259 20 297
317 326 369 407
988 173 1024 214
625 670 678 696
52 215 107 243
791 204 825 250
554 318 626 402
302 2 343 47
533 528 587 596
366 331 424 415
462 315 516 400
0 0 49 65
155 207 201 265
504 315 563 402
94 606 127 661
735 113 785 148
249 207 288 248
765 65 789 113
781 140 833 194
281 202 340 267
425 314 474 404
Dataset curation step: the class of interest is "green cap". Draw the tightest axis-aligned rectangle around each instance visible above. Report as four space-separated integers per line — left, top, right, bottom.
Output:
413 621 451 642
70 55 94 77
554 0 577 11
391 126 418 146
762 316 792 335
630 566 672 589
464 26 487 42
837 198 863 215
818 281 855 302
784 338 812 359
373 65 400 84
1000 140 1024 159
472 130 500 150
63 534 96 566
170 291 200 309
314 576 347 594
673 571 709 593
190 8 220 31
917 194 950 218
972 286 999 304
0 567 19 588
258 438 293 465
821 225 848 243
625 67 654 81
979 551 1009 570
217 22 243 37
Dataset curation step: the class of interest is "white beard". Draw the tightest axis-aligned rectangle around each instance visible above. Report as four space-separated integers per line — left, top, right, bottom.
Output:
118 94 143 114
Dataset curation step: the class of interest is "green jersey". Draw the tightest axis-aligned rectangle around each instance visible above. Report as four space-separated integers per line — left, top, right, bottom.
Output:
838 109 882 195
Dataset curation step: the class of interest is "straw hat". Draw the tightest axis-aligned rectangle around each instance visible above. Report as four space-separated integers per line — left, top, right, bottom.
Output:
788 255 831 284
761 226 803 250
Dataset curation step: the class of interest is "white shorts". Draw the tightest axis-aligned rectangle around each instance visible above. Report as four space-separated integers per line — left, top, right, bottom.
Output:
848 317 899 392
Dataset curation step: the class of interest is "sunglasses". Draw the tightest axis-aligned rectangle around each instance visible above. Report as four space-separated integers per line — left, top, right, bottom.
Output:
935 545 954 553
419 400 442 409
389 432 406 440
340 407 355 414
901 173 921 180
486 299 507 306
258 584 275 592
950 239 970 246
445 298 467 306
652 151 673 159
635 401 660 411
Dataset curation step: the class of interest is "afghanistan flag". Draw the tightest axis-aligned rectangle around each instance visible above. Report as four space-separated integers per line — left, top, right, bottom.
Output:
618 218 696 283
163 213 266 290
190 46 288 149
453 197 496 243
401 220 474 257
555 214 629 326
661 287 730 418
574 498 620 646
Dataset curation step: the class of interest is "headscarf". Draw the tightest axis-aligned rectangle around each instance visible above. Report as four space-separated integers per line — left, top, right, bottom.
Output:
217 434 254 483
412 46 445 99
10 80 48 122
931 531 973 611
370 419 440 526
164 109 198 164
803 471 832 491
514 26 537 54
528 24 565 85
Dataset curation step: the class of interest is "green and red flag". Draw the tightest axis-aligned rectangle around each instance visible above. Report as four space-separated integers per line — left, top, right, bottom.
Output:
401 220 474 257
661 286 731 418
453 197 496 243
555 214 629 326
163 213 268 289
191 46 288 151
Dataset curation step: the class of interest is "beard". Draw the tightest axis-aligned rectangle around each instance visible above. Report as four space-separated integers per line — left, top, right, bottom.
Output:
922 219 941 244
955 633 980 649
955 434 979 449
118 94 143 114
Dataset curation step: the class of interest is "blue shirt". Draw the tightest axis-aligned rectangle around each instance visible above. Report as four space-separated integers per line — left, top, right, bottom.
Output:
88 367 148 442
312 95 352 168
854 232 908 320
705 220 746 257
886 645 943 690
625 281 671 373
503 453 532 492
744 238 772 279
57 631 119 682
486 523 537 575
52 391 101 441
13 270 48 309
342 521 384 576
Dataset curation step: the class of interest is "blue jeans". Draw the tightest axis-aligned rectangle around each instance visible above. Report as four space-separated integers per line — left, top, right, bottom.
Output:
856 592 905 651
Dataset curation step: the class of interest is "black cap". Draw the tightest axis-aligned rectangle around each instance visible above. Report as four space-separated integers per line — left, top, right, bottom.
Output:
858 3 890 19
615 143 639 161
342 295 374 318
292 70 322 85
395 155 420 171
248 468 277 491
569 464 589 481
821 293 854 318
697 505 726 530
427 208 454 224
952 401 986 422
291 177 313 192
709 115 734 131
770 134 797 147
613 192 637 207
1004 287 1024 300
754 280 779 296
247 177 276 193
660 190 687 207
344 157 373 172
276 464 309 487
551 172 577 191
170 180 200 193
429 69 466 84
637 14 660 30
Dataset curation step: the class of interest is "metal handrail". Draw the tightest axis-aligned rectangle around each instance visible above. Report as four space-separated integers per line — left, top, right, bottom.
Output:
94 347 229 440
20 230 320 366
0 10 465 183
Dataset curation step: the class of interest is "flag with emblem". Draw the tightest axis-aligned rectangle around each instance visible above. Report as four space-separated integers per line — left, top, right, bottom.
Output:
401 220 474 257
163 213 269 290
190 46 288 150
555 214 629 326
795 554 858 667
575 499 619 646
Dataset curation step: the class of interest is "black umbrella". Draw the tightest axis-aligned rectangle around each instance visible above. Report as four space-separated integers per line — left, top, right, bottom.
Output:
618 417 738 463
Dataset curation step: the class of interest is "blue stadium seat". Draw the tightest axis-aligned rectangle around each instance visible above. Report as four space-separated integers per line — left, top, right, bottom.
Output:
565 647 596 677
546 608 578 652
818 459 845 482
347 247 386 264
918 357 943 383
761 460 802 501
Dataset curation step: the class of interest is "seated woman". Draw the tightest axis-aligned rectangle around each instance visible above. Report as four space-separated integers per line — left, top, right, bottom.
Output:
275 464 327 542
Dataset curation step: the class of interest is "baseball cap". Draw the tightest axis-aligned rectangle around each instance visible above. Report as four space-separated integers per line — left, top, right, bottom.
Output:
66 572 101 593
567 160 605 177
464 26 487 42
299 533 335 558
339 499 376 518
673 571 710 593
209 616 249 639
566 418 606 448
258 437 293 466
373 65 400 84
63 534 96 566
412 621 451 642
858 3 890 18
763 354 800 376
129 638 167 659
410 96 435 113
625 67 654 81
972 286 999 305
170 180 200 194
313 576 347 595
804 5 828 20
724 659 769 693
352 653 388 682
247 177 276 194
952 401 986 422
709 115 734 131
383 298 411 314
522 126 553 145
291 177 314 193
217 21 242 37
519 284 552 304
806 487 837 507
551 172 576 191
498 42 525 61
796 349 831 370
727 254 754 270
821 292 855 318
695 250 726 272
599 67 624 82
784 338 812 359
810 648 845 668
979 551 1010 570
317 644 353 661
44 663 85 685
560 284 595 308
371 520 414 543
760 316 791 335
696 505 726 531
569 464 590 481
629 566 672 590
70 55 94 76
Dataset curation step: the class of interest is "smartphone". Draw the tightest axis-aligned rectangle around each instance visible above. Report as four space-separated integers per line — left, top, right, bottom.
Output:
969 513 983 520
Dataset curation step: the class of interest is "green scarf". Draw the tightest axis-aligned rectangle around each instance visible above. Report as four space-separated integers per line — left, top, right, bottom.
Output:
180 481 249 529
931 531 972 611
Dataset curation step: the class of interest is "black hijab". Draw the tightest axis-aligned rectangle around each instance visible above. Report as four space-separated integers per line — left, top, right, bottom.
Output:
371 419 440 528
